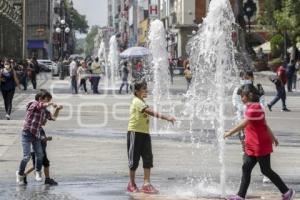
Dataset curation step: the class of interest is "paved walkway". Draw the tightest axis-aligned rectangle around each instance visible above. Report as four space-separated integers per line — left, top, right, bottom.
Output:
0 74 299 200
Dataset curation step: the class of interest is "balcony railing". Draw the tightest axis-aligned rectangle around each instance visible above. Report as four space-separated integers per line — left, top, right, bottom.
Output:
0 0 22 28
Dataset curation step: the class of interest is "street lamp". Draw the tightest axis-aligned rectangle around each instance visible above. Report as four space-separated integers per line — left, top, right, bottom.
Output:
55 19 70 59
243 0 257 33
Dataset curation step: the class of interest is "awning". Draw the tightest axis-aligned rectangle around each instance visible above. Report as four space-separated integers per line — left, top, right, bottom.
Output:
27 40 47 49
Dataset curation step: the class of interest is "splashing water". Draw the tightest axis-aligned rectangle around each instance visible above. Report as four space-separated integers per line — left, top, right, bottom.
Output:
107 35 120 89
148 20 172 133
184 0 238 197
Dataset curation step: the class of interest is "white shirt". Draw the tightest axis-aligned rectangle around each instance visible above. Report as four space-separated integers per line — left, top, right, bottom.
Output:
232 84 265 121
69 61 77 76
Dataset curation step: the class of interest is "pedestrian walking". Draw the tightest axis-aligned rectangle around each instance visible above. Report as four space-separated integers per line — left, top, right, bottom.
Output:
16 89 57 185
91 57 102 94
293 61 299 90
184 65 192 90
14 60 28 90
69 58 78 94
169 59 175 85
28 57 39 90
286 60 296 92
233 71 270 183
232 72 266 163
290 45 299 62
126 81 176 194
0 60 20 120
224 85 295 200
267 64 290 112
119 61 129 94
77 61 89 94
24 91 63 186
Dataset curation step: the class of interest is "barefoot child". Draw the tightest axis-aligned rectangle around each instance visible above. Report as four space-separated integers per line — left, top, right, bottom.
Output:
127 81 176 194
24 91 63 185
16 90 58 185
224 85 295 200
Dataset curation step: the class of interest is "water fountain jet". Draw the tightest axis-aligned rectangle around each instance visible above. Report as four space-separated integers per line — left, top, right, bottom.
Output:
183 0 238 197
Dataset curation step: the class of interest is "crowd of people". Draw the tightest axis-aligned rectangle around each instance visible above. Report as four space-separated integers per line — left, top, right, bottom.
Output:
0 57 40 120
0 53 297 200
68 57 148 95
69 57 103 94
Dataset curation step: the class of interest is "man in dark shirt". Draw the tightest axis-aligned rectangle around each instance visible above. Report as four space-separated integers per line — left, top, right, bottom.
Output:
267 65 290 112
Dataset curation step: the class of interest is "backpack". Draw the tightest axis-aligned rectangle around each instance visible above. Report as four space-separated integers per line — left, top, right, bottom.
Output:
256 83 265 96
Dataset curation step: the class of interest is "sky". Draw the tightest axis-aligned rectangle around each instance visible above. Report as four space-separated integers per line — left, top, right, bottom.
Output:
72 0 108 28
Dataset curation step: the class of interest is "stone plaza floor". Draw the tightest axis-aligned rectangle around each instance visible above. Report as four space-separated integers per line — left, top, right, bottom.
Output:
0 73 299 200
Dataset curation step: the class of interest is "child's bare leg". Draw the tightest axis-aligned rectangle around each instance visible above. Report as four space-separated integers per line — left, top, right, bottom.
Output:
44 167 50 179
24 167 34 176
129 170 136 184
143 168 150 185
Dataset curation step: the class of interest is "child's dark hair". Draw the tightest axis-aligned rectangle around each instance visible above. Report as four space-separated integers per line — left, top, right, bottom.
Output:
240 84 260 102
133 81 147 96
244 70 254 78
35 89 52 101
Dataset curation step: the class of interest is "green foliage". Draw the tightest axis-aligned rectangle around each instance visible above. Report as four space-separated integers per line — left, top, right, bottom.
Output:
65 0 89 33
71 9 89 33
259 0 283 27
85 26 100 56
262 0 300 43
270 34 284 57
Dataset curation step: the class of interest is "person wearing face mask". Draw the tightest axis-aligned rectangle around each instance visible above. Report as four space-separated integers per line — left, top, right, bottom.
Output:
0 61 20 120
232 70 270 184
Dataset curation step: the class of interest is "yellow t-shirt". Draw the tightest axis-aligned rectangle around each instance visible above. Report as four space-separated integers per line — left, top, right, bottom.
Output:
128 97 149 134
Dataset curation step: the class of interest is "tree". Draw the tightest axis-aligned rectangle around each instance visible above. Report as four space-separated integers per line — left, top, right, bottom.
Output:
85 26 100 56
70 8 89 34
261 0 300 44
274 0 300 43
259 0 283 28
64 0 89 33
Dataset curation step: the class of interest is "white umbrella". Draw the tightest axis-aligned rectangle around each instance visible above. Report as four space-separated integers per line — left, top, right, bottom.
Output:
120 47 150 58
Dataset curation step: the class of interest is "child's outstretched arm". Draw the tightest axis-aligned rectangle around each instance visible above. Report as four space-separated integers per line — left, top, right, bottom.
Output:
143 107 176 124
267 125 279 146
224 119 248 139
52 105 63 120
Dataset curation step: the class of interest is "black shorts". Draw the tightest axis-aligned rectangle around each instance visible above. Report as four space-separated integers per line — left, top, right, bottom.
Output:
31 143 50 168
127 131 153 171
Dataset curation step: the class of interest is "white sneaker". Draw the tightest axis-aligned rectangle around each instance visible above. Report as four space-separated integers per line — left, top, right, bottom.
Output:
35 171 42 182
5 114 10 120
16 171 25 186
263 176 271 184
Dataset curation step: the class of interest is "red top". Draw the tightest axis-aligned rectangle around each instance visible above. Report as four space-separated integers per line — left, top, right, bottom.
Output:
244 103 273 156
277 66 287 85
136 63 142 72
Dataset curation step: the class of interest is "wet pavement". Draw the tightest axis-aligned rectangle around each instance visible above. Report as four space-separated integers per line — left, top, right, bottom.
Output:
0 74 300 200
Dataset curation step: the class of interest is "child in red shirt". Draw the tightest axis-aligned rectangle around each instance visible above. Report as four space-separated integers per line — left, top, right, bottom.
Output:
224 85 295 200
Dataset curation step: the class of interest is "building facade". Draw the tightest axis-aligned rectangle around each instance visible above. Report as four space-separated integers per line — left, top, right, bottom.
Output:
24 0 74 60
107 0 266 57
25 0 53 59
0 0 22 59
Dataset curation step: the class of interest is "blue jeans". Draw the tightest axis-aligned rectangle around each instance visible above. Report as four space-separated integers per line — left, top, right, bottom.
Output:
91 76 100 93
269 86 287 109
287 73 294 91
71 75 78 94
18 131 43 175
